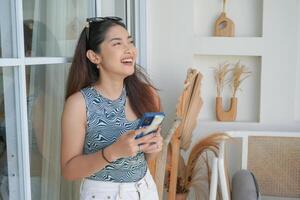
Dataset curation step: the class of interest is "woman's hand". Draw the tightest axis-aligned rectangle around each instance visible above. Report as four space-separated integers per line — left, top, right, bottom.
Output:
105 128 157 161
140 127 163 154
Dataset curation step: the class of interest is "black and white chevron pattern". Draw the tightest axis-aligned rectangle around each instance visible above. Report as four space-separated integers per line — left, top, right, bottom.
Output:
80 87 147 182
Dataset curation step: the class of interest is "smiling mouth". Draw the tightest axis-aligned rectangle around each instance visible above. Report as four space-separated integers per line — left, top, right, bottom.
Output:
121 58 134 65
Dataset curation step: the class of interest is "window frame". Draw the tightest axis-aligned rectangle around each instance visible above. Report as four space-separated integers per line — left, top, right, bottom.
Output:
0 1 95 200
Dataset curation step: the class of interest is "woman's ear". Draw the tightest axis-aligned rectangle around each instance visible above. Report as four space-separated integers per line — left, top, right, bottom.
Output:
86 50 102 65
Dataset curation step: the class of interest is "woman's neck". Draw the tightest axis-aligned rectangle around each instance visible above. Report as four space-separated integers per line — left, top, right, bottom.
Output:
94 75 125 101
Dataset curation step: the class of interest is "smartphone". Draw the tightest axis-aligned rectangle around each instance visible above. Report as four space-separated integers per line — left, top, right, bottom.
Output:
135 112 165 139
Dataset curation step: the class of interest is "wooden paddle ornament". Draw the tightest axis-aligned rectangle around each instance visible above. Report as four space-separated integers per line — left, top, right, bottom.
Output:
214 0 235 37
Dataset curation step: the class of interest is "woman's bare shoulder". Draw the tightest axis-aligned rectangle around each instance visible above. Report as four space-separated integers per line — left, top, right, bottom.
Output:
64 91 86 113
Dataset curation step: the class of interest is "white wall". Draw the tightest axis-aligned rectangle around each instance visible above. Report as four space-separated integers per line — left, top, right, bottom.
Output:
148 0 194 128
147 2 300 200
148 0 300 139
148 2 299 199
261 0 299 124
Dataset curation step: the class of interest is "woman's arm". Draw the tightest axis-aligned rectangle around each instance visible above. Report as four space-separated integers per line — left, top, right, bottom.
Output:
61 92 111 180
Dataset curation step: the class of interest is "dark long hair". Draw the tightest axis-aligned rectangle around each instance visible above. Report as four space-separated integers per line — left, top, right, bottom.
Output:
66 18 160 117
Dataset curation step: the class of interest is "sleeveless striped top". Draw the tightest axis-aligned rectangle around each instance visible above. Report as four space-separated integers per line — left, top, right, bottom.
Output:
80 86 147 182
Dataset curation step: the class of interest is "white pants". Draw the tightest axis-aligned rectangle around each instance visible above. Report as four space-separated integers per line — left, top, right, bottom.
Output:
80 170 159 200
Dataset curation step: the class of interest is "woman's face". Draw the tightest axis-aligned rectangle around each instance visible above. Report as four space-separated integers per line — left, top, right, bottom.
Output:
98 25 137 78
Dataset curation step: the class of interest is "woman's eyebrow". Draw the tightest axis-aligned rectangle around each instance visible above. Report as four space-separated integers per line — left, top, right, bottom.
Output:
109 36 133 42
109 38 122 42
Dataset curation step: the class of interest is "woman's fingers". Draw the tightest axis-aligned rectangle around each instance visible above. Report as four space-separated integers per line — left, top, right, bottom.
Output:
143 142 162 153
140 131 163 153
122 127 163 154
135 132 154 144
137 142 149 152
135 127 162 143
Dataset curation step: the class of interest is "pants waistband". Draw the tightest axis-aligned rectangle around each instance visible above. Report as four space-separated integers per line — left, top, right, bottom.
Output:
80 169 153 198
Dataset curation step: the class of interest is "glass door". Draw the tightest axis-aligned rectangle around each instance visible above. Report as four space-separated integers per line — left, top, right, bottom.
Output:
0 0 137 199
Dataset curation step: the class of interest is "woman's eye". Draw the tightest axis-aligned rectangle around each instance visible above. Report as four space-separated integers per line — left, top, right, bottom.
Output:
113 42 121 46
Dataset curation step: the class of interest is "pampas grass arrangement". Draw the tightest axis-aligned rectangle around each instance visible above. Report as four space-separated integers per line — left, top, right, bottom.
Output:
214 61 251 98
214 61 251 121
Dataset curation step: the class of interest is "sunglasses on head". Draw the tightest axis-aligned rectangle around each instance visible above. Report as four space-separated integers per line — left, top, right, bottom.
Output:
85 16 123 46
86 16 122 24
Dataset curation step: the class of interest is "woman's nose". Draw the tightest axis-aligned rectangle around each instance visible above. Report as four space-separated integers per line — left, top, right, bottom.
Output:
124 45 135 54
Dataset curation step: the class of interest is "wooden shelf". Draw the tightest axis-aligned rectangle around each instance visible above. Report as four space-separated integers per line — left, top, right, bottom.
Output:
193 36 263 56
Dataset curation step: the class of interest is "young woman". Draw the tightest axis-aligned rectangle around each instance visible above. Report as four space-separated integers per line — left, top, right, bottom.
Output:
61 17 163 200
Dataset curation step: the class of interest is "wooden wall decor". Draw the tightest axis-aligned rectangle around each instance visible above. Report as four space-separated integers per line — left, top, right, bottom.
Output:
216 97 237 121
214 0 235 37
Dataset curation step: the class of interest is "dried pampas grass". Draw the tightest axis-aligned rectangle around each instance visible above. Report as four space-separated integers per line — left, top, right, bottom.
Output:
184 133 229 188
214 61 251 98
231 61 251 97
214 63 231 97
175 133 230 195
189 150 222 200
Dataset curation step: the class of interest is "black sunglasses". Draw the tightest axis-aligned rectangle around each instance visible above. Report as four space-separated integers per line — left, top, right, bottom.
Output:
86 16 122 24
85 16 123 44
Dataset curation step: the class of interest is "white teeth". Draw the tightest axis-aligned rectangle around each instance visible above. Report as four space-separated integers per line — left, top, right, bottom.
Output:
121 58 133 63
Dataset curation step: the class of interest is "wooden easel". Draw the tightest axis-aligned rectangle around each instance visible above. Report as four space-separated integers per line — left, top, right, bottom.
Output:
148 69 203 200
167 69 203 200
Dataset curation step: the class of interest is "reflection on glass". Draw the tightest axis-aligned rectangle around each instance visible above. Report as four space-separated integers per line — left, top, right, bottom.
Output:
0 0 15 58
101 0 126 21
26 64 74 200
0 65 72 199
0 29 2 57
23 0 90 57
0 68 9 199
